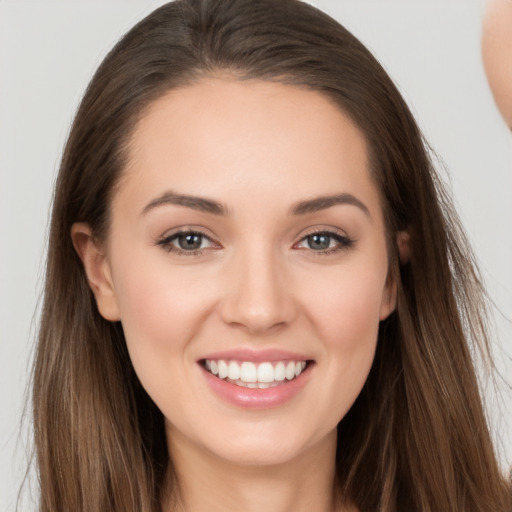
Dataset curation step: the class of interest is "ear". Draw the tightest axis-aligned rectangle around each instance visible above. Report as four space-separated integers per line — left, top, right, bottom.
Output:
397 231 411 265
379 271 397 321
379 230 410 321
71 223 121 321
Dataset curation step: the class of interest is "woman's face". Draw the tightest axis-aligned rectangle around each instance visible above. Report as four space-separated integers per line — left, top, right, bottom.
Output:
84 78 396 466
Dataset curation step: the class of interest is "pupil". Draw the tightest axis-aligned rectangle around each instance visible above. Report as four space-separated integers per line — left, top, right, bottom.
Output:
179 233 202 250
309 233 330 250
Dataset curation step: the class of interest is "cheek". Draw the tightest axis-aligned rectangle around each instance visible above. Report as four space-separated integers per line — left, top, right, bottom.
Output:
108 250 223 421
115 269 181 347
108 244 217 372
307 264 387 345
300 260 387 408
326 286 381 385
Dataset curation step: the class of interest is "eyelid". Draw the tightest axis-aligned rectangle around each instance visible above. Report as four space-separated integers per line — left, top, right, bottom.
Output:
155 226 222 255
154 225 355 257
293 226 355 254
294 225 350 243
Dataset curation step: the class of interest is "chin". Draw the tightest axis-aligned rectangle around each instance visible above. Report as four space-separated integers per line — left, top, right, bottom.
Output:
193 418 337 469
208 437 312 467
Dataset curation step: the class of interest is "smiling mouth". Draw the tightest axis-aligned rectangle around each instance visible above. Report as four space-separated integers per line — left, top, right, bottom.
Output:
202 359 310 389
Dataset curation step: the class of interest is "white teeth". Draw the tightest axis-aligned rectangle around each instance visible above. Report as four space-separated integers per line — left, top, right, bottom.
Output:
218 360 228 379
285 361 295 380
204 358 308 385
274 362 286 381
257 362 275 383
240 362 257 383
228 361 240 380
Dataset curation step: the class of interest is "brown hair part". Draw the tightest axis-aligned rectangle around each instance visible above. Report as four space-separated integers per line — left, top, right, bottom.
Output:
31 0 511 510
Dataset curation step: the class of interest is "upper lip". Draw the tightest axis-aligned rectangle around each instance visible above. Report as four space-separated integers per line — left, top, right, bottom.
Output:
199 348 312 363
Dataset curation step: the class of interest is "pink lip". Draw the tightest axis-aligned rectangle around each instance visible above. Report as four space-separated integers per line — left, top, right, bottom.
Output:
199 348 310 363
199 360 314 409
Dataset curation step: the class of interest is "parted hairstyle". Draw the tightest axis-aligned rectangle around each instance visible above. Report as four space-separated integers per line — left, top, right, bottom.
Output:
31 0 511 510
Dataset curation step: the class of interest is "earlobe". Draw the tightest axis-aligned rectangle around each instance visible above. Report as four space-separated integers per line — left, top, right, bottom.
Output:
379 273 397 321
71 223 121 321
379 230 410 321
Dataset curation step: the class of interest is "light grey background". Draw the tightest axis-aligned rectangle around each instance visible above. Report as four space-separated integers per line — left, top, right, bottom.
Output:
1 1 510 510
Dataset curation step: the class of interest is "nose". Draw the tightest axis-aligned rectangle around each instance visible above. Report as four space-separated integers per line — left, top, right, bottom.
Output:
218 244 298 336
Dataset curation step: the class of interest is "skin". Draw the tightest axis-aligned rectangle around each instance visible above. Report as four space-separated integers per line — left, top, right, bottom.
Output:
73 78 400 512
482 0 512 128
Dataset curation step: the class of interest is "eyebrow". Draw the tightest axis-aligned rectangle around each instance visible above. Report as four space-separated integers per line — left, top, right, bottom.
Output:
141 190 371 219
141 190 228 216
289 193 371 218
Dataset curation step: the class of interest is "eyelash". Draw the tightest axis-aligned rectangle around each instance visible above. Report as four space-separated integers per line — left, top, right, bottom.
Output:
156 228 355 256
295 229 355 255
156 229 218 256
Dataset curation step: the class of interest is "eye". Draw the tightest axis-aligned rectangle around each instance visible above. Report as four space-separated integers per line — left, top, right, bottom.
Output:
295 230 354 254
175 232 207 251
157 230 219 255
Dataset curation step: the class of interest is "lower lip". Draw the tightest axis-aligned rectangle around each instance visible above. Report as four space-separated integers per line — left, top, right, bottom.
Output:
200 363 313 409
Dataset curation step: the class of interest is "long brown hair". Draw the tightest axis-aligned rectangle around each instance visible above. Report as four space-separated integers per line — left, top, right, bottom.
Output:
31 0 511 510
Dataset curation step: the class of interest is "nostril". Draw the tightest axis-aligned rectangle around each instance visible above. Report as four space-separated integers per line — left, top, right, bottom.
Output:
217 265 298 332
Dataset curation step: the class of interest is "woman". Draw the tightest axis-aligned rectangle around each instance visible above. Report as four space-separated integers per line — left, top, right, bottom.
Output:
31 0 511 510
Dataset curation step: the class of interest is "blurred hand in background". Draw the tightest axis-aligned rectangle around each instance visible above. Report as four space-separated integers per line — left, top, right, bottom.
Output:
482 0 512 128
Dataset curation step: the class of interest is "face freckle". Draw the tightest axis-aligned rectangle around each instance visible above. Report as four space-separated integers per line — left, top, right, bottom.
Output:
102 78 396 467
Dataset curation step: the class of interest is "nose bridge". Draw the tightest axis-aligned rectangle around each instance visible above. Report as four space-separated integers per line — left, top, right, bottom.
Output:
220 236 295 334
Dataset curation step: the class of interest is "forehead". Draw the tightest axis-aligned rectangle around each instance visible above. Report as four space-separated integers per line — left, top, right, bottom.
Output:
118 78 382 220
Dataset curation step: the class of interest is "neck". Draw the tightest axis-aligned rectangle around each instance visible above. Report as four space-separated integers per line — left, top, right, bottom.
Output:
163 426 349 512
